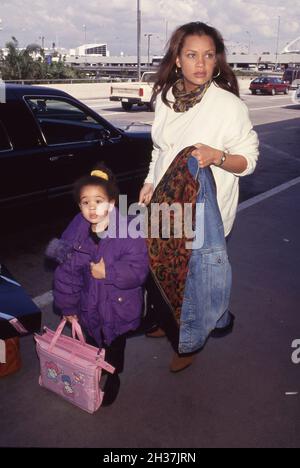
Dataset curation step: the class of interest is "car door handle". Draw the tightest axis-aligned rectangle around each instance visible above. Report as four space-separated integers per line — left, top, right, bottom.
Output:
49 153 75 162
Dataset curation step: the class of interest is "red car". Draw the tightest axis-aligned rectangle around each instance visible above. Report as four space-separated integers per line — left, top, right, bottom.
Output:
249 76 289 95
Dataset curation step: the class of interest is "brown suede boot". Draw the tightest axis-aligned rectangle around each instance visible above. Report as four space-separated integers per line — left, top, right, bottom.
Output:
170 353 194 373
146 327 166 338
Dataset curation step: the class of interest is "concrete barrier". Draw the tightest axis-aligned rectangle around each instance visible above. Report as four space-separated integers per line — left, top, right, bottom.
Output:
37 77 254 101
36 83 112 100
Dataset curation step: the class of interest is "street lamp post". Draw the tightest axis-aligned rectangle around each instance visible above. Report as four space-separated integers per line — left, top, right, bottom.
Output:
83 24 87 43
275 16 281 68
144 33 153 65
137 0 141 81
246 31 251 55
39 36 45 49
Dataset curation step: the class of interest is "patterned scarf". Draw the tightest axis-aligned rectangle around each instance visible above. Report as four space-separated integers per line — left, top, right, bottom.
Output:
172 78 212 113
146 145 199 323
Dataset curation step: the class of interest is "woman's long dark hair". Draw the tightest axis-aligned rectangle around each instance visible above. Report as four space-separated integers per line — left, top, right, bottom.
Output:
152 21 239 107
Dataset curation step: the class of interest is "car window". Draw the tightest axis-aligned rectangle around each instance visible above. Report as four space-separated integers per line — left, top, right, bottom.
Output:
0 101 42 150
253 77 268 83
0 120 12 151
26 97 106 146
142 73 157 83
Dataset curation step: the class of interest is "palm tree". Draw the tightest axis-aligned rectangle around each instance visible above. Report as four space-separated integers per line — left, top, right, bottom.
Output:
2 37 22 79
1 37 84 81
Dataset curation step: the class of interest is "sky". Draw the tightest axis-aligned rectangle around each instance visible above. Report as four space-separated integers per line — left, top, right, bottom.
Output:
0 0 299 55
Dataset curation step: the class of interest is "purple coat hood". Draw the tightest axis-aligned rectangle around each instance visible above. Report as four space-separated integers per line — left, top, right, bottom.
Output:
50 209 149 346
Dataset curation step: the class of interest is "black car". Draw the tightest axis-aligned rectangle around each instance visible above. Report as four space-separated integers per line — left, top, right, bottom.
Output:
0 84 153 212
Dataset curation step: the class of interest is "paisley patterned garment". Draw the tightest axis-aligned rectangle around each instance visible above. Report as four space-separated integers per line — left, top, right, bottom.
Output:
146 145 199 323
172 78 212 113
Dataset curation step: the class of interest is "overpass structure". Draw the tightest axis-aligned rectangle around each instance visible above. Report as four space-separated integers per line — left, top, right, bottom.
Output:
65 52 300 68
64 52 300 79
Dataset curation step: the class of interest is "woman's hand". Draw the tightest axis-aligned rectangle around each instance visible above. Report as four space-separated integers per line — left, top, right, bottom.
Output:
65 315 78 323
191 143 223 168
139 183 154 206
90 258 106 280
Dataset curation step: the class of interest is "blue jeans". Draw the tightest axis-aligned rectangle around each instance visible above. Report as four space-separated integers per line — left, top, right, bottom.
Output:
178 159 232 353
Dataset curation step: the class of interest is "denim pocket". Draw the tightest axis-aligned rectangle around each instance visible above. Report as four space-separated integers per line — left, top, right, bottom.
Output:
202 250 227 266
201 250 231 320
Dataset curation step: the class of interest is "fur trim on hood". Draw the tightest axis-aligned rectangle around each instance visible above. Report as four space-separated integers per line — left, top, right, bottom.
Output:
45 238 73 264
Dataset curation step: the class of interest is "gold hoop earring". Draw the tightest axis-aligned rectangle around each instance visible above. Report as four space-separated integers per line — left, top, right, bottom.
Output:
213 67 221 79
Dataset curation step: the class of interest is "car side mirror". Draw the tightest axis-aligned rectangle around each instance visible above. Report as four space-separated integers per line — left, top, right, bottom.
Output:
99 129 111 140
96 128 111 145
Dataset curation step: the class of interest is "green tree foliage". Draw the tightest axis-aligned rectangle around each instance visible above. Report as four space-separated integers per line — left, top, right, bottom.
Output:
0 37 84 80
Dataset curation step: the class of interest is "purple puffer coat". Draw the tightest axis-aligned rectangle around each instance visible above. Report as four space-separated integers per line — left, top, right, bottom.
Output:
50 209 149 346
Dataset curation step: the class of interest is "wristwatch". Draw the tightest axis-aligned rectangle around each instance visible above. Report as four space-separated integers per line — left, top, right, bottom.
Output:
215 151 228 167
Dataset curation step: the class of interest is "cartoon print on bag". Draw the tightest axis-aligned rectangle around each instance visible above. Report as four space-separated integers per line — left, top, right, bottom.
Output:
73 372 85 386
61 375 75 396
45 362 61 382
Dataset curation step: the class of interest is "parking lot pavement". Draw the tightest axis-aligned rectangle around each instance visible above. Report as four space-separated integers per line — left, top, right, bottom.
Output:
1 179 300 448
83 93 298 131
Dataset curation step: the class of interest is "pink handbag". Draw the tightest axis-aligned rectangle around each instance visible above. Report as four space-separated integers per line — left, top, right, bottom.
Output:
34 318 115 414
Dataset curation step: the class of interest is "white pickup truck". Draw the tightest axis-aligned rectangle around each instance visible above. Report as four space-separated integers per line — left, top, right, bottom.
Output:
110 72 157 111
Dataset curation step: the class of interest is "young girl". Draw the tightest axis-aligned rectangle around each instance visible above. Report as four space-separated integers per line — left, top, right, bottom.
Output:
47 163 149 405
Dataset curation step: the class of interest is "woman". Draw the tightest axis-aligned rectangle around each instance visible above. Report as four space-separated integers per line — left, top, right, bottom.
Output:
139 21 259 372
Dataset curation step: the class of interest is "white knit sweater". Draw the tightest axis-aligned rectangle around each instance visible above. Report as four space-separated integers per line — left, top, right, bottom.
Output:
144 81 259 236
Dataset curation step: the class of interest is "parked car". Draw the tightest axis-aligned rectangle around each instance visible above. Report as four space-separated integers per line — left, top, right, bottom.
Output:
110 72 157 111
0 84 153 213
249 76 289 95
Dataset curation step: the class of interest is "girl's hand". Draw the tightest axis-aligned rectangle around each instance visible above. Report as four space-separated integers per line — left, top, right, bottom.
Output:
65 315 78 323
191 143 223 168
139 183 154 206
90 258 106 280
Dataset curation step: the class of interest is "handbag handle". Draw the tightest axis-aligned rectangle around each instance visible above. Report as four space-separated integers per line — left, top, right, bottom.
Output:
48 318 115 374
49 318 67 351
49 317 85 352
71 320 86 344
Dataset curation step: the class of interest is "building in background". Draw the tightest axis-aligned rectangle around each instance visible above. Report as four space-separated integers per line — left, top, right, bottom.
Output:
69 43 109 57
